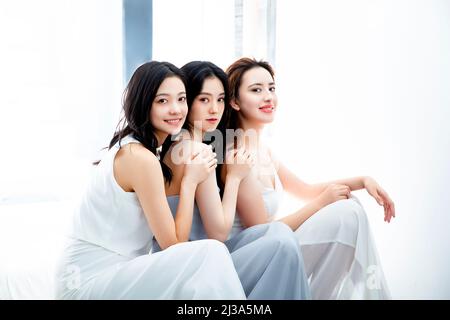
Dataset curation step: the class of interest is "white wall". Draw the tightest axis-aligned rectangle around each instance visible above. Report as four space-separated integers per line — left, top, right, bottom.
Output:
1 0 448 300
0 1 123 300
274 0 450 299
0 0 123 201
152 0 235 70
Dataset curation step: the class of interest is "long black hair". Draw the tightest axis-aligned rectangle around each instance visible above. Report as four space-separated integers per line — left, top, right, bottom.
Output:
179 61 230 133
160 61 231 188
100 61 186 183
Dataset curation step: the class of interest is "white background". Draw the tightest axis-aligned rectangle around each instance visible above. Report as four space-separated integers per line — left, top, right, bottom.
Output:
0 0 449 299
274 0 450 299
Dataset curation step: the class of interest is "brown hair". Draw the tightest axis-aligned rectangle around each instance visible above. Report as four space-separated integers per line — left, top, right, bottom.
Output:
225 57 275 130
214 58 275 195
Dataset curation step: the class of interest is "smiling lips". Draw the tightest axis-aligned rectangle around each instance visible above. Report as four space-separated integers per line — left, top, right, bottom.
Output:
164 118 182 126
259 105 275 113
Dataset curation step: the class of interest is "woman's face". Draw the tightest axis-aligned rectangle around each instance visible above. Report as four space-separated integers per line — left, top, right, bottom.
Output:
187 76 225 133
150 76 188 140
233 66 277 126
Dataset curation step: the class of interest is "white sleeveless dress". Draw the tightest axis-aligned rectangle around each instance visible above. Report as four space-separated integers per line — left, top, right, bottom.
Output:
232 169 391 300
54 136 245 299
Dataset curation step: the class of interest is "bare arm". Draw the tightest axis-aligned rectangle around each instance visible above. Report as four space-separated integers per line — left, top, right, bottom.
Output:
165 140 232 241
115 144 198 250
195 172 241 242
191 145 251 242
277 162 318 200
327 176 367 191
233 169 271 228
278 161 368 200
277 201 325 231
235 168 328 231
277 160 395 223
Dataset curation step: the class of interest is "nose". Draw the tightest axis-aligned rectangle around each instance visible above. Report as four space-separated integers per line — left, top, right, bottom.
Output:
209 101 219 114
169 100 182 115
263 89 273 102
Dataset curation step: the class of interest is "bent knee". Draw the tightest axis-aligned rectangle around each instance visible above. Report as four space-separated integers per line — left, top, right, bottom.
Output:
200 239 228 252
299 198 366 241
338 197 364 213
325 198 366 220
268 221 294 235
328 201 360 235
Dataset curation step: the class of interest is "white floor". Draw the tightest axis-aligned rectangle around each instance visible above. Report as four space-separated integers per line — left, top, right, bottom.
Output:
0 199 74 299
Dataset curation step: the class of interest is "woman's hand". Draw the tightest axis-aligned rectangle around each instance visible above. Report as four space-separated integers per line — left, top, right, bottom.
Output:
364 177 396 223
182 148 217 186
225 149 255 181
316 184 351 208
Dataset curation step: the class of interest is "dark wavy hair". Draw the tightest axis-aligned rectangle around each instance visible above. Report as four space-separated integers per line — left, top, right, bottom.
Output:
179 61 230 133
159 61 230 187
97 61 186 183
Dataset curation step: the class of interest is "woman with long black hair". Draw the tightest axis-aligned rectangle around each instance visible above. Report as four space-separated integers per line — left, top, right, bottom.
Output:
55 61 246 299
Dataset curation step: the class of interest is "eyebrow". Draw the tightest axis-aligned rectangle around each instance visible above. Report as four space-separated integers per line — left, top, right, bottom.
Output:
199 92 225 96
155 91 186 98
248 82 275 88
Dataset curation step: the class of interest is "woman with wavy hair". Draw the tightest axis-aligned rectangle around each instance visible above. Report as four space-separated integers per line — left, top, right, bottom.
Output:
220 57 395 299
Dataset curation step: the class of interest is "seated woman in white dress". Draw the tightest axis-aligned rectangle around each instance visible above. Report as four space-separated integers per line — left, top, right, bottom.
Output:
54 61 246 299
219 57 396 299
153 61 311 299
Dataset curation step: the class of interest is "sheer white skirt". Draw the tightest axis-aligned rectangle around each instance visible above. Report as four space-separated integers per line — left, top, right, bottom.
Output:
295 196 391 299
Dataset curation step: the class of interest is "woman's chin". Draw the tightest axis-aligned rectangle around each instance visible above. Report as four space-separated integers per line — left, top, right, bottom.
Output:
163 126 183 136
255 116 275 125
170 127 183 135
204 126 218 133
193 124 217 134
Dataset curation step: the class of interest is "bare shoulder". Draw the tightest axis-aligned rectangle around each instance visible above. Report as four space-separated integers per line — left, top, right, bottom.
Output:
113 143 162 192
116 143 161 173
